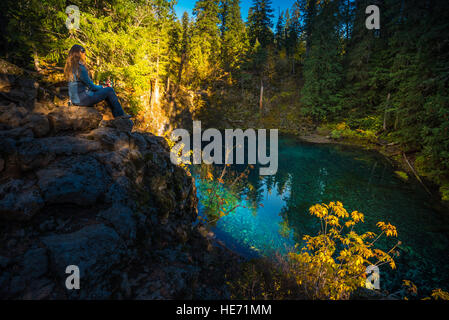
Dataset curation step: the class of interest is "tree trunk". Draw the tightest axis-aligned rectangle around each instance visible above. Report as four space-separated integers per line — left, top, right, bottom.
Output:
394 111 399 130
152 32 161 108
32 46 42 72
403 152 432 196
177 53 185 86
152 78 159 108
383 93 390 131
259 79 264 112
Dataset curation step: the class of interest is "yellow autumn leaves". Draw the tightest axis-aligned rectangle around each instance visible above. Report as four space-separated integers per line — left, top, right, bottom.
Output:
376 221 398 237
287 201 400 300
402 280 449 300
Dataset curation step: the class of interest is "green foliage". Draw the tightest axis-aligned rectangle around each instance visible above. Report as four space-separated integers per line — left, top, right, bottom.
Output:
319 122 378 144
219 0 249 76
439 184 449 202
247 0 274 48
228 202 400 300
0 0 68 66
347 115 383 132
288 202 399 300
300 0 344 120
194 163 253 226
190 0 221 85
394 171 409 181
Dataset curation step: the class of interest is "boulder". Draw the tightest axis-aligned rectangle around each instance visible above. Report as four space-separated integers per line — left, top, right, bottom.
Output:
0 256 10 268
36 155 110 206
15 138 53 171
0 179 44 221
42 224 125 299
0 127 34 142
97 205 137 242
0 103 28 128
0 59 211 301
103 176 132 205
40 136 101 155
16 136 101 171
100 118 134 133
0 138 19 162
81 127 130 151
22 248 48 280
0 74 16 91
23 278 54 300
0 75 38 108
32 101 54 115
142 132 169 150
21 113 50 137
47 106 102 133
94 151 130 179
129 132 148 150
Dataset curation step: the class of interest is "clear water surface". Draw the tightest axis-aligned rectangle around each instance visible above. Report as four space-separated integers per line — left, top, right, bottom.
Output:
193 135 449 295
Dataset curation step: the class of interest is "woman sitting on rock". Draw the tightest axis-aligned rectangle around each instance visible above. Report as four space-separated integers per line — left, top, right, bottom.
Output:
64 44 131 119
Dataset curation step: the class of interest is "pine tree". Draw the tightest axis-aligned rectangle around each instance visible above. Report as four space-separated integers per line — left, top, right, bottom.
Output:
300 0 344 120
340 0 384 116
178 12 191 86
247 0 275 48
190 0 221 84
219 0 248 75
274 10 285 51
386 0 449 184
286 2 301 57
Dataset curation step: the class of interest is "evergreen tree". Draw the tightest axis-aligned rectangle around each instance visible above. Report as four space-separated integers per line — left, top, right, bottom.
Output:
300 0 344 119
296 0 316 57
387 0 449 184
219 0 248 75
178 12 192 85
274 10 285 50
286 2 301 57
247 0 275 48
190 0 221 84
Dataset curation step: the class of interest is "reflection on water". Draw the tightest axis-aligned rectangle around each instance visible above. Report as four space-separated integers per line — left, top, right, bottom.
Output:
192 135 449 295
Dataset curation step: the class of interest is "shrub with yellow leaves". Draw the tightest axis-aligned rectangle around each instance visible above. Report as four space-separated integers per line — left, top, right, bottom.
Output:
402 280 449 300
164 132 193 173
431 289 449 300
287 202 400 300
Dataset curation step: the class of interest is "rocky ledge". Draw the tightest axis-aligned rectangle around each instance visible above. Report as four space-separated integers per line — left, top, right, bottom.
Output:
0 66 239 299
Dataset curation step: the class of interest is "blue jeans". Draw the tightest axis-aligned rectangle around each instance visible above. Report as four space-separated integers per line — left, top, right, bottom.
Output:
75 87 125 117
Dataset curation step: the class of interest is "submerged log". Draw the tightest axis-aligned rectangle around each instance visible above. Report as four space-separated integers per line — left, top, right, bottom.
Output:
402 152 432 196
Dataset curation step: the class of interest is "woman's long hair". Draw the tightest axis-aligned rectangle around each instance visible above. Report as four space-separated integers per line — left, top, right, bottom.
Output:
64 44 87 81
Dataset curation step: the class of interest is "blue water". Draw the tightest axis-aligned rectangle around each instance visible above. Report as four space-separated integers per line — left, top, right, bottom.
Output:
193 135 449 295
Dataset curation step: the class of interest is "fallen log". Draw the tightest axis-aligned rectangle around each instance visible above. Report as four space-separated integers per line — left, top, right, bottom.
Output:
402 152 432 197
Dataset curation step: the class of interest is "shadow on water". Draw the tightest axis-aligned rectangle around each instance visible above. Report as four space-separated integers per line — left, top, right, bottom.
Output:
192 135 449 296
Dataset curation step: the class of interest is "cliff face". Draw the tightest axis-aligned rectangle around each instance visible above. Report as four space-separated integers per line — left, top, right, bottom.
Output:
0 62 236 299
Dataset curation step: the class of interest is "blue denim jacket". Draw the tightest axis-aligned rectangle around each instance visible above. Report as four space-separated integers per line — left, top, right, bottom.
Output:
68 63 102 104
